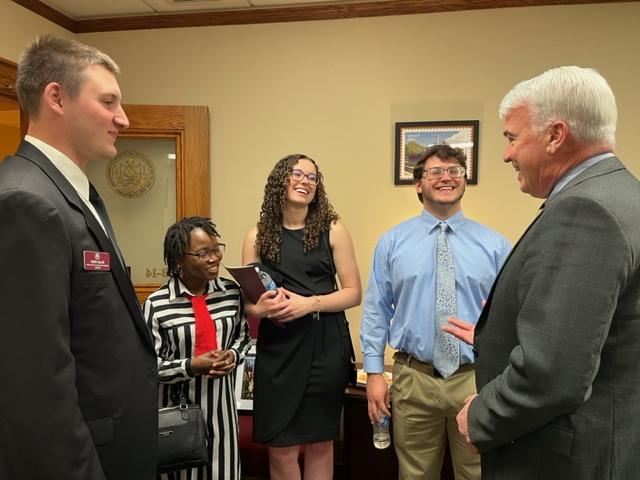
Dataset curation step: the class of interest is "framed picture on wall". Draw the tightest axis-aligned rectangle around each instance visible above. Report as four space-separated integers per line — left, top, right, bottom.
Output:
394 120 479 185
235 341 257 412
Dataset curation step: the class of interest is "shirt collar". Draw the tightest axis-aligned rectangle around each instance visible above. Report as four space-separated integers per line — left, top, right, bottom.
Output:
24 135 91 204
168 276 225 302
548 152 615 200
421 209 465 234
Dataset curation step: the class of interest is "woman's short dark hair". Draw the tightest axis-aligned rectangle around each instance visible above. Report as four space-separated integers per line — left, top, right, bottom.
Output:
164 216 219 277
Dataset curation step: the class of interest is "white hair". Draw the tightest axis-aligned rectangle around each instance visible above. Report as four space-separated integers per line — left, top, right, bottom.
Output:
499 66 617 146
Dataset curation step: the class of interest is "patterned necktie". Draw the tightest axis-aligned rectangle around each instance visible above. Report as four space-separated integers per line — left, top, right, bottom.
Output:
433 222 460 378
183 292 218 355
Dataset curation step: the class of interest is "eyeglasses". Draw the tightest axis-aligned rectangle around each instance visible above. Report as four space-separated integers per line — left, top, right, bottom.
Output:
290 168 319 186
422 166 466 179
183 243 226 261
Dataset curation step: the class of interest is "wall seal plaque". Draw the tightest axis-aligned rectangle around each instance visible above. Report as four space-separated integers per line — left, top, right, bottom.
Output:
106 150 155 198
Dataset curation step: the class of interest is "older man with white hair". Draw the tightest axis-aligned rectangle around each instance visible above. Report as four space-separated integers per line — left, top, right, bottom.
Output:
454 66 640 479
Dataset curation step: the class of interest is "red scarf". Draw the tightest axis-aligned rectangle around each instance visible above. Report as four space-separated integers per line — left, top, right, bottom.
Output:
183 293 218 355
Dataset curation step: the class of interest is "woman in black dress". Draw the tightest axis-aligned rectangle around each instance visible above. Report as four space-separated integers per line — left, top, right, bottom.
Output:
242 154 361 480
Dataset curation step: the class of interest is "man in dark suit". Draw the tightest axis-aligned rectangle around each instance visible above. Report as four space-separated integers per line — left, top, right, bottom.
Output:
454 66 640 479
0 35 157 479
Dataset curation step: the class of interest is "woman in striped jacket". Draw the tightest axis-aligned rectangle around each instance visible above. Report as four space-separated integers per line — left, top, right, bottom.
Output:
144 216 252 480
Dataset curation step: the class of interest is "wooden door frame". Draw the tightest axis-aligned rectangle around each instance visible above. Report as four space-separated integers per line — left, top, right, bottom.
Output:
0 57 18 101
122 104 210 303
0 57 28 135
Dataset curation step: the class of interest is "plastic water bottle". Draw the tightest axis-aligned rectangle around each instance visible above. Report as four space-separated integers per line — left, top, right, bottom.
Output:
372 413 391 449
255 267 277 291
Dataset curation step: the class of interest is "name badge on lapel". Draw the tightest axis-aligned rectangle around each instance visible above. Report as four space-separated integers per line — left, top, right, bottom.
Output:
83 250 111 271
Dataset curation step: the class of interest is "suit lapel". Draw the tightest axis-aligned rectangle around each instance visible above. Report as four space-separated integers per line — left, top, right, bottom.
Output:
16 141 155 352
474 205 545 346
475 156 625 348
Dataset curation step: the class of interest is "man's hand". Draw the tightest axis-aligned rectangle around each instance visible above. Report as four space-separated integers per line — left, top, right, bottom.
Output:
366 373 391 423
442 317 475 346
456 394 479 453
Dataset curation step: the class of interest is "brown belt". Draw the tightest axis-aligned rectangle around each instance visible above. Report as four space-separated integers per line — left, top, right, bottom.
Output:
393 352 474 378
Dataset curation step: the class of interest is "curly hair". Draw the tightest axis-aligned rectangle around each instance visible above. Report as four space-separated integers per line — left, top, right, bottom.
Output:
412 144 467 181
164 216 220 277
256 154 339 264
413 144 468 204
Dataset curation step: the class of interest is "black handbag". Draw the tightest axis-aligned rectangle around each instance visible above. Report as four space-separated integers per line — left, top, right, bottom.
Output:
157 384 210 473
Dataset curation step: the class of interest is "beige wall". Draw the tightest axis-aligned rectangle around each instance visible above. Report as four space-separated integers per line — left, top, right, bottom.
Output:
2 2 639 362
0 1 71 60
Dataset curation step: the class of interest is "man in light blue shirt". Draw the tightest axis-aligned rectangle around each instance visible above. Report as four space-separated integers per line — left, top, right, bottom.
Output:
360 144 510 480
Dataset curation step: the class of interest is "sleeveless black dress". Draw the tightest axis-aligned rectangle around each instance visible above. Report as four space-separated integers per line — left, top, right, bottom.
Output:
252 228 352 446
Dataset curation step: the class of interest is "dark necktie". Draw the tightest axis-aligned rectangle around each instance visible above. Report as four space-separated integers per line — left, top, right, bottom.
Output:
433 222 460 378
89 183 126 269
537 202 546 216
183 292 218 355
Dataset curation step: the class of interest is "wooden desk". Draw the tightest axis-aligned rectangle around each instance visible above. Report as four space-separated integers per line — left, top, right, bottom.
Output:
342 386 455 480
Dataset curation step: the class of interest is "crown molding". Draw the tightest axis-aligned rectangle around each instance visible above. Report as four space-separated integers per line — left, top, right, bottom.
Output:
11 0 639 33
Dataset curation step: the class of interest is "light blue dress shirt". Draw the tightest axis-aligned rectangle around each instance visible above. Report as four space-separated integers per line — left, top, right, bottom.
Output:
361 209 511 373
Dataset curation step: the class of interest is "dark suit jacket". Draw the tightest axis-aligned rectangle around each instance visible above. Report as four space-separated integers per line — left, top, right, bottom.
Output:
0 142 158 480
470 156 640 479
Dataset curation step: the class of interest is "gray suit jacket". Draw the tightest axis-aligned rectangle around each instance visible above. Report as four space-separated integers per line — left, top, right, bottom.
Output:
0 142 158 480
470 157 640 479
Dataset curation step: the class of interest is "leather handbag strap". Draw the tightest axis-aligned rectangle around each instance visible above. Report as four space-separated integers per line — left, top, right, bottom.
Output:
321 230 338 291
321 230 357 367
169 381 189 407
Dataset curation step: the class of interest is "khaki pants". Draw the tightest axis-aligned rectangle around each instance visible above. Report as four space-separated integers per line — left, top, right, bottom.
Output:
391 354 480 480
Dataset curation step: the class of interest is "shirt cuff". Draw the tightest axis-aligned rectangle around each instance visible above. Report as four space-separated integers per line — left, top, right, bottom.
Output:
185 358 194 377
363 355 385 373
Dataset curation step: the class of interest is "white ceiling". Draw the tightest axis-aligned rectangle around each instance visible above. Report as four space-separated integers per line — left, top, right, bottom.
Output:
41 0 372 19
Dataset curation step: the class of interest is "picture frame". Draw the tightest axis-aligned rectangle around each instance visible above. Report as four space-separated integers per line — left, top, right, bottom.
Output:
394 120 479 185
235 341 257 412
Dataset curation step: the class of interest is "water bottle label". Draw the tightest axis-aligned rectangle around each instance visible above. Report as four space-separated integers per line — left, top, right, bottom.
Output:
373 415 391 449
256 268 277 291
